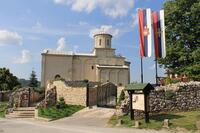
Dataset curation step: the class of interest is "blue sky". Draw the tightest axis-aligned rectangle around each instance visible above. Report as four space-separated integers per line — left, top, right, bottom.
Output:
0 0 166 83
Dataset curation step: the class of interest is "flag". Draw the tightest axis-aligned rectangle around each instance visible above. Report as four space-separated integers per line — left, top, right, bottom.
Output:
138 8 152 58
152 10 166 58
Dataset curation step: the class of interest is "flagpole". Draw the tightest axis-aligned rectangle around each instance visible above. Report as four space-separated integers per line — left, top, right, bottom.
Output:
141 57 144 83
155 58 158 85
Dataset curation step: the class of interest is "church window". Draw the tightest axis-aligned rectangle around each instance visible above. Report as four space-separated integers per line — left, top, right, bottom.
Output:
99 39 101 46
91 66 94 69
107 39 109 46
54 74 61 80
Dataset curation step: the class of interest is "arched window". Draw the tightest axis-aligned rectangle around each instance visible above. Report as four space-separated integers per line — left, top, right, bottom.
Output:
54 74 61 80
107 39 110 46
99 39 101 46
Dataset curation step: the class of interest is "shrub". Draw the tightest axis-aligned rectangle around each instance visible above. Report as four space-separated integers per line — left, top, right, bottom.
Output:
165 77 172 85
165 90 175 99
118 83 123 86
33 87 45 94
171 79 180 84
56 97 66 109
83 79 89 83
13 85 22 91
118 90 125 105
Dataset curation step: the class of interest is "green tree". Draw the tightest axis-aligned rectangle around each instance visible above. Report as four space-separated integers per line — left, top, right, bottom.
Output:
28 70 38 87
0 68 21 91
159 0 200 80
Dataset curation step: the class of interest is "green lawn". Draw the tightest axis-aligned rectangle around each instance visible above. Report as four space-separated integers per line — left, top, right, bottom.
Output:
109 111 200 131
0 102 8 118
38 104 84 120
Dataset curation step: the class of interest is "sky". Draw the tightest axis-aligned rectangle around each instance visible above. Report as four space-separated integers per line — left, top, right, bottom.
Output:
0 0 166 83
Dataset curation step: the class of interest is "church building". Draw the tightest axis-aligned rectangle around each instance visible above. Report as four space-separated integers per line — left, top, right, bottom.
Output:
41 32 130 87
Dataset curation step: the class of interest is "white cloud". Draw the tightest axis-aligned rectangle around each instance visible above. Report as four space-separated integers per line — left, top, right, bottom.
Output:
32 21 42 31
56 37 66 51
0 29 23 46
53 0 134 18
14 50 31 64
43 37 76 54
73 45 79 53
131 13 138 28
89 25 119 38
54 0 67 4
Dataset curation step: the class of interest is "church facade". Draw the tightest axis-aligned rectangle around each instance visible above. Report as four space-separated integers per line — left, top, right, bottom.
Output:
41 33 130 87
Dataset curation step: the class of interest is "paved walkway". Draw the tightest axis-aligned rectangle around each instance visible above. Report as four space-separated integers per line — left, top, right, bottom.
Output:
52 107 115 127
0 107 172 133
0 118 170 133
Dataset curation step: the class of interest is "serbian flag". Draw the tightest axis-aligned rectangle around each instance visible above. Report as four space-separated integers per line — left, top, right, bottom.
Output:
138 8 152 58
152 10 166 58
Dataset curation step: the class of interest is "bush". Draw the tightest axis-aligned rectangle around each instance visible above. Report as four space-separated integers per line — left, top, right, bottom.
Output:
171 79 180 84
165 90 175 99
0 102 8 117
56 97 66 109
33 87 45 94
165 77 172 85
38 104 84 119
118 90 125 105
13 85 22 91
83 79 89 83
118 83 123 86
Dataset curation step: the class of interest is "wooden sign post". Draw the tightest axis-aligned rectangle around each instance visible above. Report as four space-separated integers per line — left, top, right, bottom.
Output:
125 83 154 123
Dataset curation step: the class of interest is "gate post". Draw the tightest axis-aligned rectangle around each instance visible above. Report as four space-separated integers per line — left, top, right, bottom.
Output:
28 88 31 107
86 81 89 107
129 91 134 120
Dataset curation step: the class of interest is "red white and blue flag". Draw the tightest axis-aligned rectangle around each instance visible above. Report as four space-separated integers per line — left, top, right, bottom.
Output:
138 8 152 58
152 10 166 58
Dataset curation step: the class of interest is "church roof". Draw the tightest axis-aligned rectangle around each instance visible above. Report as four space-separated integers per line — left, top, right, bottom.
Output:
96 65 129 69
42 50 95 57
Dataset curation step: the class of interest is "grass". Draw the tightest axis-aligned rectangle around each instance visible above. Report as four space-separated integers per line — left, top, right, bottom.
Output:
0 102 8 118
38 104 84 120
109 111 200 131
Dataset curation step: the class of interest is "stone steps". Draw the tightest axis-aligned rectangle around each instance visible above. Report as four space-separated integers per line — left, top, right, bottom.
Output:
5 107 35 119
13 107 35 111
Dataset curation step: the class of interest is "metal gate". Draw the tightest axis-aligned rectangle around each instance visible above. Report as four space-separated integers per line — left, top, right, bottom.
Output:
97 82 117 108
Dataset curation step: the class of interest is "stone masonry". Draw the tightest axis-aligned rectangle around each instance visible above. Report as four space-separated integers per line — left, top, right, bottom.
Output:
120 82 200 118
149 81 200 113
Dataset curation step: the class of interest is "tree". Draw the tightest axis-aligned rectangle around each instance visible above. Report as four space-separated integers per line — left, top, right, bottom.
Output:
0 68 21 91
118 90 125 104
159 0 200 80
29 70 39 87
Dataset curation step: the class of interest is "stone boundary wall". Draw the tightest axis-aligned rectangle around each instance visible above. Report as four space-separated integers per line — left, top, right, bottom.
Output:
0 89 44 103
149 82 200 113
0 91 11 101
53 81 118 107
53 81 87 106
8 88 44 107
